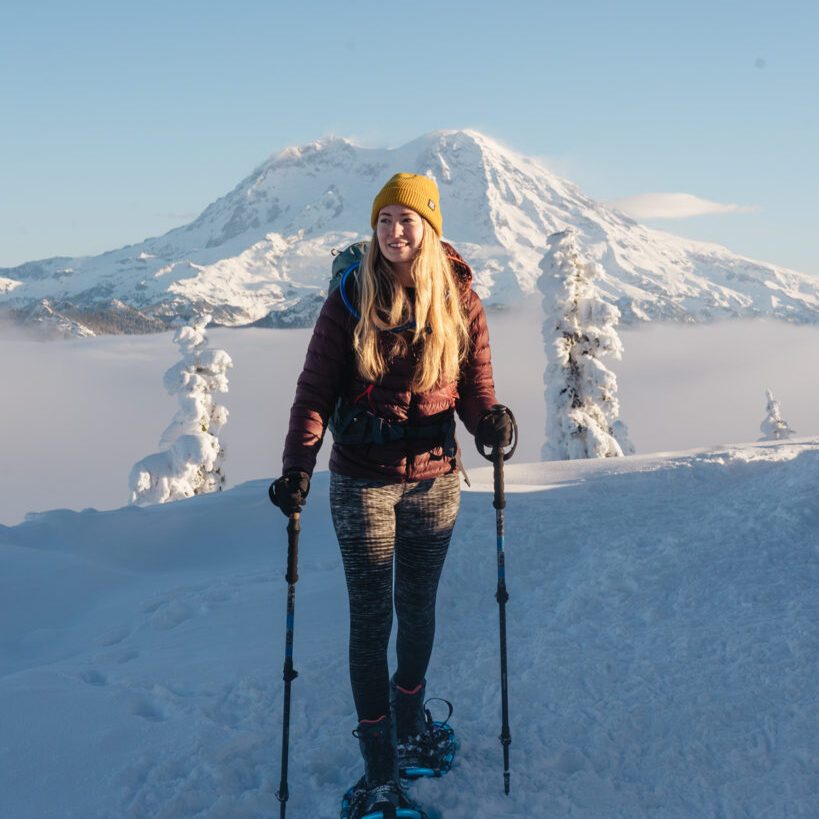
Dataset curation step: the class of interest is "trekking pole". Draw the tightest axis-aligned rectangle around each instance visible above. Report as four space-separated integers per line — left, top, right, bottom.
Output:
477 405 518 795
276 512 300 818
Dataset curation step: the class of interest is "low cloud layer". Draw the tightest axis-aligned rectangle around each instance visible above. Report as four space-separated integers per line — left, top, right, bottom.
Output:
3 316 819 526
610 192 760 220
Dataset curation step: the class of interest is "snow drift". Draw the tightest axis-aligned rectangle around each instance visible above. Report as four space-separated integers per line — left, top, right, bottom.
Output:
1 440 817 817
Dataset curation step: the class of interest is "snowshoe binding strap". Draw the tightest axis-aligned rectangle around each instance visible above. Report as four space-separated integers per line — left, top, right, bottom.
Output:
340 779 426 819
422 697 453 727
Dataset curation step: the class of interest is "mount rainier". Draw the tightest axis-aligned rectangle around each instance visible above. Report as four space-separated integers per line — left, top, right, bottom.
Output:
1 130 817 336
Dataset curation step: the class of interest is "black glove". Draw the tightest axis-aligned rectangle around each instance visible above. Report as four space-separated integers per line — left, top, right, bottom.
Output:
268 470 310 517
476 406 514 449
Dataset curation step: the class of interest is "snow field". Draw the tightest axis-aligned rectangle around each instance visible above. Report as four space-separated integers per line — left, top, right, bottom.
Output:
2 442 817 817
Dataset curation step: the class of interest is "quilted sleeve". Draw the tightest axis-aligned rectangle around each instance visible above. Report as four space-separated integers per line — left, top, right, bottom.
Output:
282 290 353 475
455 290 499 434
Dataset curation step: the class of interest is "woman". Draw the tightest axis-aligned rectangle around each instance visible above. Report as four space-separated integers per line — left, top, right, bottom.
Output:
270 173 513 819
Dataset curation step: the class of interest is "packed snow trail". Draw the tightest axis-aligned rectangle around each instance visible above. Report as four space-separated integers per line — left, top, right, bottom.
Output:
1 441 817 817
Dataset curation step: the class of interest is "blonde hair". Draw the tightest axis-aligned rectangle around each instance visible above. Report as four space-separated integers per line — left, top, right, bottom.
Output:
353 220 470 393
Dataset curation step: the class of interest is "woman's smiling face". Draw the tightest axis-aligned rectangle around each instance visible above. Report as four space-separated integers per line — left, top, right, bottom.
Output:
376 205 424 280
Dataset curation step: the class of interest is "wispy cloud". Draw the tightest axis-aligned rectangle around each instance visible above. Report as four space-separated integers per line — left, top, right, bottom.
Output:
609 193 760 220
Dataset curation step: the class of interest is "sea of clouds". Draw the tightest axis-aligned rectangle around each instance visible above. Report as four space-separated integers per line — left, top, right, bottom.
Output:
2 307 818 526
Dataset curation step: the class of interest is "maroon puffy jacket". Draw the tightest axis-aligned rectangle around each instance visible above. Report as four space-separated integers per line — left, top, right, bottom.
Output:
281 245 499 482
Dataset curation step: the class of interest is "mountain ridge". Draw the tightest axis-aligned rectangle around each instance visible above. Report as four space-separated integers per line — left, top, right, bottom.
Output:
1 129 816 337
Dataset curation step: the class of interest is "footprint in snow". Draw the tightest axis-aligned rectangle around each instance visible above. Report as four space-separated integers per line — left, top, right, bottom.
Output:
99 625 132 646
150 600 194 630
97 647 140 665
130 697 168 722
113 648 140 664
80 669 108 686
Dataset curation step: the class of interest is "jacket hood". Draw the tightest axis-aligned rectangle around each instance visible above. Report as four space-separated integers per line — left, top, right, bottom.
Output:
441 241 473 290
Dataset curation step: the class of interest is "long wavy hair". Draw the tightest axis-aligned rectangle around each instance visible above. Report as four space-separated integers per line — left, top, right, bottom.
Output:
353 219 470 393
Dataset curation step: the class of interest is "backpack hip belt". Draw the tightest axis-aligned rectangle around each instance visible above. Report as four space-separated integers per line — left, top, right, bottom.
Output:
329 398 457 454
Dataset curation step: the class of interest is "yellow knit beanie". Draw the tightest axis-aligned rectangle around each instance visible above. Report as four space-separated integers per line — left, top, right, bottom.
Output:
370 173 442 237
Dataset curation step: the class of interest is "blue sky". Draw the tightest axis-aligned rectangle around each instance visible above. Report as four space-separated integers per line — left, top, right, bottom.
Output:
1 0 817 275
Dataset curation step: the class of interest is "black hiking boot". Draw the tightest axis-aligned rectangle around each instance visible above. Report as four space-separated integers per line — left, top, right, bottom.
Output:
340 715 426 819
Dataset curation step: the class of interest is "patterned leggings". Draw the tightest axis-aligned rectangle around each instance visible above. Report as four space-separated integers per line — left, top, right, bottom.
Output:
329 472 461 722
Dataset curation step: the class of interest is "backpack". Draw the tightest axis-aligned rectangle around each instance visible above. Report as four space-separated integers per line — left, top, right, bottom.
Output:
328 241 373 324
329 241 370 297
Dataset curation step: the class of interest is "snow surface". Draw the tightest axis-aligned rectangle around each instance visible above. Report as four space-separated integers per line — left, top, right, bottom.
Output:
1 440 817 818
2 303 819 816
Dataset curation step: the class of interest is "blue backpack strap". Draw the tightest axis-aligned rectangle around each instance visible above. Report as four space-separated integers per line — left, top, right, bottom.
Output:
339 263 362 320
338 263 415 333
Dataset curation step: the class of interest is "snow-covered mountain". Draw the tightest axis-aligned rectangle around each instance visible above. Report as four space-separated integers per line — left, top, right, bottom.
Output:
2 130 817 336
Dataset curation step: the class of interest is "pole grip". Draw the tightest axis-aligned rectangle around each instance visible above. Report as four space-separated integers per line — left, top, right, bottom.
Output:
493 453 506 510
286 513 300 584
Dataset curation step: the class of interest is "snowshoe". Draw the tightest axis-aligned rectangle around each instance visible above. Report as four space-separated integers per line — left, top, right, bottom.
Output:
340 776 427 819
397 698 457 779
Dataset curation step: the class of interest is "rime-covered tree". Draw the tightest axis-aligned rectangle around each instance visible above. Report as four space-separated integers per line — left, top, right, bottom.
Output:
759 388 796 441
130 315 233 504
539 228 634 461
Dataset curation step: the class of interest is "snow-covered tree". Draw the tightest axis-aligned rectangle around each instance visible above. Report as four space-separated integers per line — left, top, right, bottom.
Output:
130 315 233 504
759 389 796 441
539 228 634 461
